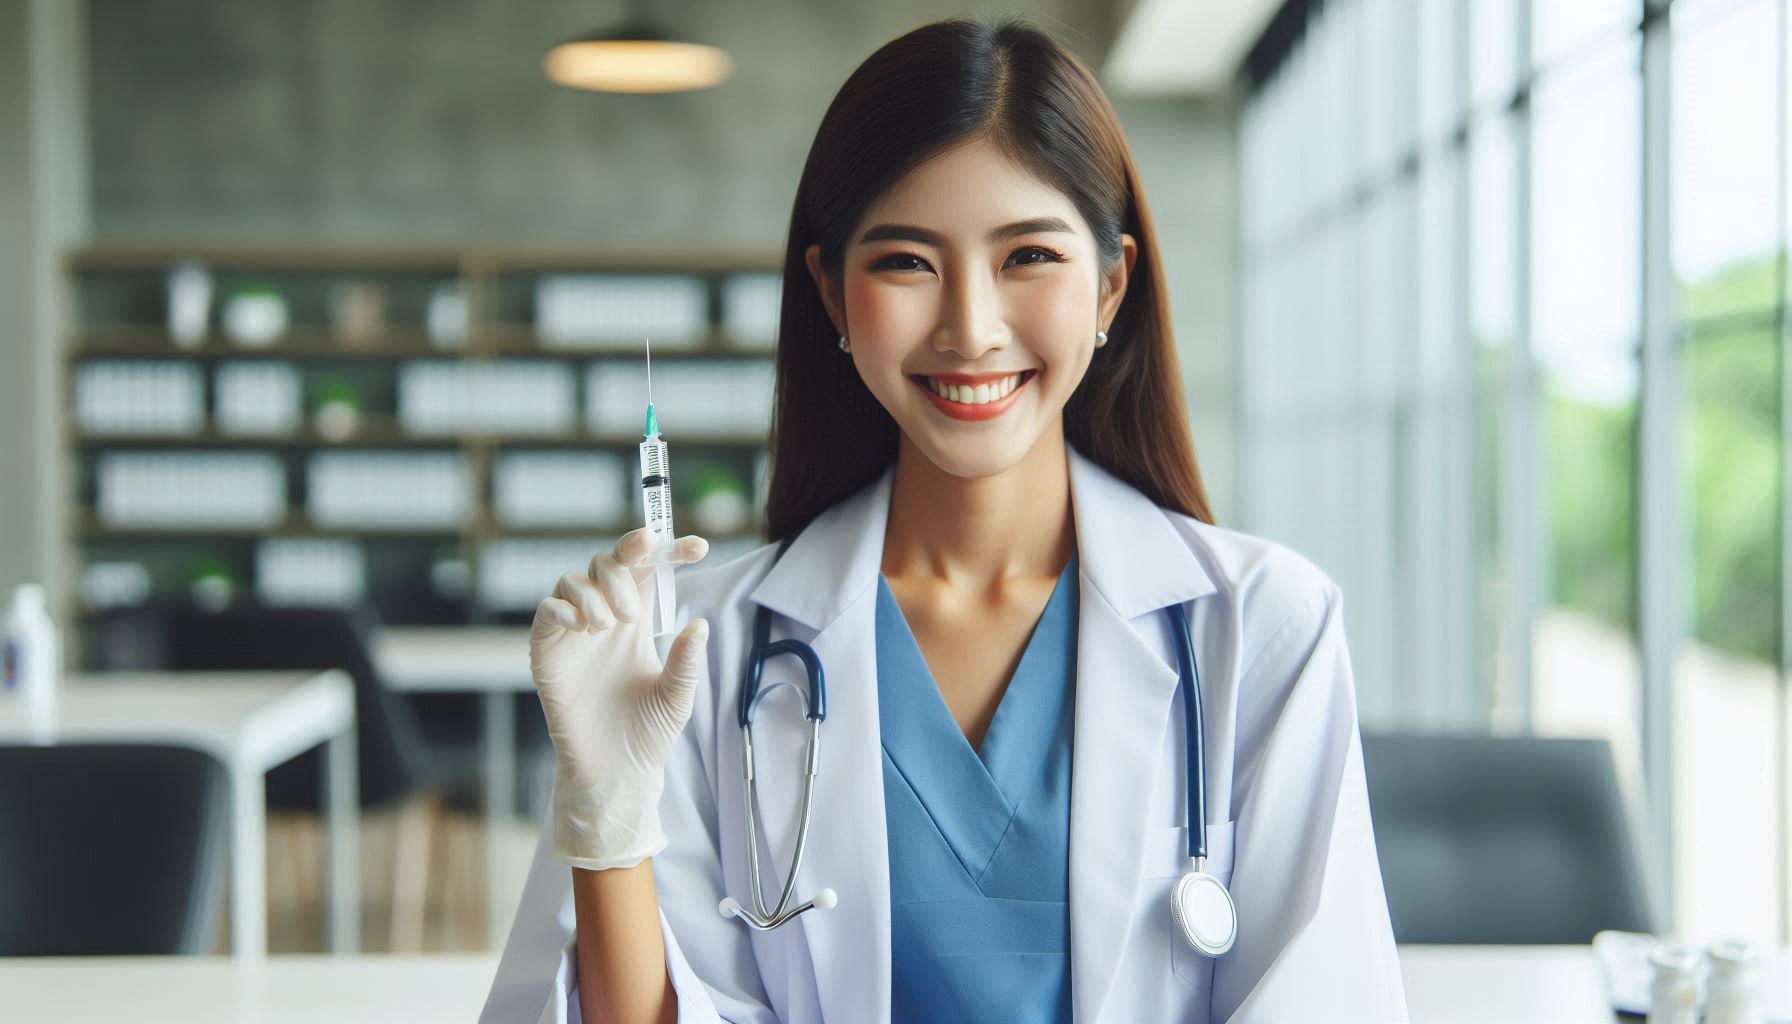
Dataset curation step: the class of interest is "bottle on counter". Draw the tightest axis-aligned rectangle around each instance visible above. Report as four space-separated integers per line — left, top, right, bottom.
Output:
3 583 61 743
1644 944 1702 1024
1706 940 1763 1024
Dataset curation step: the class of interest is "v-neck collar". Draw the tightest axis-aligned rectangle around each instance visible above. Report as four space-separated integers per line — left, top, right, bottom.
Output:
874 554 1079 881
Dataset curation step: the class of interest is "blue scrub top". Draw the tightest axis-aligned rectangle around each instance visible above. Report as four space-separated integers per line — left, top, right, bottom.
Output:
875 553 1079 1023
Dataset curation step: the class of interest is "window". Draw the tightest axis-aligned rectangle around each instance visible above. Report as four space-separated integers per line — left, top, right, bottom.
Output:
1533 0 1641 71
1528 36 1644 791
1671 0 1782 321
1241 0 1792 938
1668 0 1786 943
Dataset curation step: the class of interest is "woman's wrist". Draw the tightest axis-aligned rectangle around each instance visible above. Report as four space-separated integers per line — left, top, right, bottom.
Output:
553 769 670 870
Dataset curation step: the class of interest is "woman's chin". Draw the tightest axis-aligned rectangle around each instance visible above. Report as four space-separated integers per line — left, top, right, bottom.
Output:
904 426 1045 482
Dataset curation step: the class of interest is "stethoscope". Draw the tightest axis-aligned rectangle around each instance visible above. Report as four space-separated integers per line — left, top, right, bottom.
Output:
716 540 1238 958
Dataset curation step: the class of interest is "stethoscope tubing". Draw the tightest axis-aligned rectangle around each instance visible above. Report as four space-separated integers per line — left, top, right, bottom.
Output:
726 538 1223 947
1167 602 1208 862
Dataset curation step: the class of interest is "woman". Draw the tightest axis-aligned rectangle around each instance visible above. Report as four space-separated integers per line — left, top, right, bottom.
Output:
484 17 1405 1024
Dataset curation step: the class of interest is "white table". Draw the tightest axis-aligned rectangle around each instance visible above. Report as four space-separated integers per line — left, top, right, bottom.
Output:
0 946 1628 1022
1401 945 1614 1022
0 671 360 958
372 625 533 943
0 954 499 1024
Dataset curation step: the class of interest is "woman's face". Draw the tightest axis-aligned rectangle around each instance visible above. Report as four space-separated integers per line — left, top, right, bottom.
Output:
805 136 1136 481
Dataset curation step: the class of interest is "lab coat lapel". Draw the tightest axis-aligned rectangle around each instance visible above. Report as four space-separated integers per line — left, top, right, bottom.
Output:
748 468 895 1024
1065 447 1217 1023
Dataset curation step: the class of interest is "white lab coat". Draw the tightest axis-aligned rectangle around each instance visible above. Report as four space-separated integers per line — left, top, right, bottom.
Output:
481 445 1408 1024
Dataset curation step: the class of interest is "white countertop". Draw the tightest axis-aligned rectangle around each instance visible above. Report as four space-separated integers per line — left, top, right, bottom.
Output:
0 954 499 1024
0 946 1630 1023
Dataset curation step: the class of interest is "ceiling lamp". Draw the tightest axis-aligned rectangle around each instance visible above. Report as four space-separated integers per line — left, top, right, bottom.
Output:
544 4 733 94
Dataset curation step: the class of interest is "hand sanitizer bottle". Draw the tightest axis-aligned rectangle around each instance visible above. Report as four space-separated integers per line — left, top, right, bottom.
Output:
3 583 61 743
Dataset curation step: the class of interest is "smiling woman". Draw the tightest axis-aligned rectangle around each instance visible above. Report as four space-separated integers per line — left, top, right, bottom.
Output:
488 16 1405 1024
767 19 1211 540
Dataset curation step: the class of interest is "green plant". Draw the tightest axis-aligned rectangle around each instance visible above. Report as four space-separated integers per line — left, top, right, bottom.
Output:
311 375 362 411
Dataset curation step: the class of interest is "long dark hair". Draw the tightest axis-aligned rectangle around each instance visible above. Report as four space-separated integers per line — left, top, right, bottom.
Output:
763 16 1214 540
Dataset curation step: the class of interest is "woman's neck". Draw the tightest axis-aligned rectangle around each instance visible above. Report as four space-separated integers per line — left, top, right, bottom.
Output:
881 427 1076 589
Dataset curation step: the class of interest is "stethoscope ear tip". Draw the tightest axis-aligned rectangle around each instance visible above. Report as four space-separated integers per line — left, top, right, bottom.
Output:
812 887 838 910
718 898 741 919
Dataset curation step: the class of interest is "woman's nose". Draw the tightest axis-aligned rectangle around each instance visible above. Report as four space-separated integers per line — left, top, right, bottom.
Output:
932 266 1008 358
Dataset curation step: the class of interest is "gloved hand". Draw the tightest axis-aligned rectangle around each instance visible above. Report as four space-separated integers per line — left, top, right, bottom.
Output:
531 526 710 871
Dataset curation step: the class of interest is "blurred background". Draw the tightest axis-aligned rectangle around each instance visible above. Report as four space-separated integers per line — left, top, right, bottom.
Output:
0 0 1784 982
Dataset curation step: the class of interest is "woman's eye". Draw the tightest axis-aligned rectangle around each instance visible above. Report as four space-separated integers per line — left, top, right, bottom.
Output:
873 253 931 273
1006 246 1066 268
871 248 1064 273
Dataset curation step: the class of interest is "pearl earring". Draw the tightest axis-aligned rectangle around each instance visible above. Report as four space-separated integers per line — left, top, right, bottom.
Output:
838 334 851 353
1094 330 1109 348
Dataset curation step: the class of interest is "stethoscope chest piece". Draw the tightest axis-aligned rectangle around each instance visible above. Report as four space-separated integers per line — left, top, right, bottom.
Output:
1170 865 1237 957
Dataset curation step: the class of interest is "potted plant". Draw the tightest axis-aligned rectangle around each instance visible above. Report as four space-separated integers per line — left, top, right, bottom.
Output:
187 554 236 612
221 281 289 348
311 375 362 442
689 464 751 534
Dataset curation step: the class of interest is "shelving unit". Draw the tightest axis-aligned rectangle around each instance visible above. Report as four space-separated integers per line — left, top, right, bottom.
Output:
62 245 782 652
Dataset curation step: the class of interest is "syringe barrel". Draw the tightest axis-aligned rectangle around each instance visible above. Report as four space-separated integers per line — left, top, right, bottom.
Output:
639 435 676 635
639 438 674 541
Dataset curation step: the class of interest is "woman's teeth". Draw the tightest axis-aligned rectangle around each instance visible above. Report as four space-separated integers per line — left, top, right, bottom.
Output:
925 373 1024 405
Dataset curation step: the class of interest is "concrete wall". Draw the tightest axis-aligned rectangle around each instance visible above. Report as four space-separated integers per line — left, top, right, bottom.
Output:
88 0 1122 247
1 0 86 610
0 0 35 598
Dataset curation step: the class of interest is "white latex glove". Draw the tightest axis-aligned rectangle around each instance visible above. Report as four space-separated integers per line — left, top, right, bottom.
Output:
531 527 710 871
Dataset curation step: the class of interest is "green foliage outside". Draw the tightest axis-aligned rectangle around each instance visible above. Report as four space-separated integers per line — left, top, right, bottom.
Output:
1547 390 1637 630
1545 257 1783 664
1684 328 1780 662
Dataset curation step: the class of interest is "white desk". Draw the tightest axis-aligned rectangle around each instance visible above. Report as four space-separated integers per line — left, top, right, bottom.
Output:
1401 945 1613 1022
0 954 499 1024
373 625 533 943
0 946 1622 1022
0 671 360 958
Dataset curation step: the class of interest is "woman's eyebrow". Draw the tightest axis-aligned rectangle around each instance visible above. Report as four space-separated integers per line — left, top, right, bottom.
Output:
856 216 1074 247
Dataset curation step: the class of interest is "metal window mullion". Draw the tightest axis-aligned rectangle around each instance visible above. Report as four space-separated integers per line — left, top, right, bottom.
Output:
1637 3 1682 933
1451 0 1486 728
1775 0 1792 948
1500 0 1540 736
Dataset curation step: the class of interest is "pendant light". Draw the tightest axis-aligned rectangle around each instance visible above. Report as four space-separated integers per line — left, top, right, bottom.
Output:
544 1 733 94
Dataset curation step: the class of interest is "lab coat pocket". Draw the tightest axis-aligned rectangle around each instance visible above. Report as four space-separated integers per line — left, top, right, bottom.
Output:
1145 821 1236 990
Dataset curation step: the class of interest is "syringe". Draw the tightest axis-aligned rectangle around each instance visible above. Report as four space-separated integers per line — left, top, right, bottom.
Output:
639 339 677 638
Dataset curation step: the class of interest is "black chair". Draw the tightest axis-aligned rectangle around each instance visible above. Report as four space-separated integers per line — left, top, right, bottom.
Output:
1362 732 1655 944
0 744 229 955
162 600 484 950
164 601 433 808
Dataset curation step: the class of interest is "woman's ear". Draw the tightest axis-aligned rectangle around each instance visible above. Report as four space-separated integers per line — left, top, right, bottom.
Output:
804 243 848 337
1097 233 1139 333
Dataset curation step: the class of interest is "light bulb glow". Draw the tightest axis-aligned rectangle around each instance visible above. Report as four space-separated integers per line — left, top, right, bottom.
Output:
544 39 732 93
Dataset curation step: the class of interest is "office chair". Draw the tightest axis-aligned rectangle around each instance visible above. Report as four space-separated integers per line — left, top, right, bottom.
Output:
0 744 229 955
1361 732 1654 944
163 600 484 951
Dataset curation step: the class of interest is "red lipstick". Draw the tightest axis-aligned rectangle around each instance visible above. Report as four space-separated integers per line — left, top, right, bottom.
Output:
910 370 1035 422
